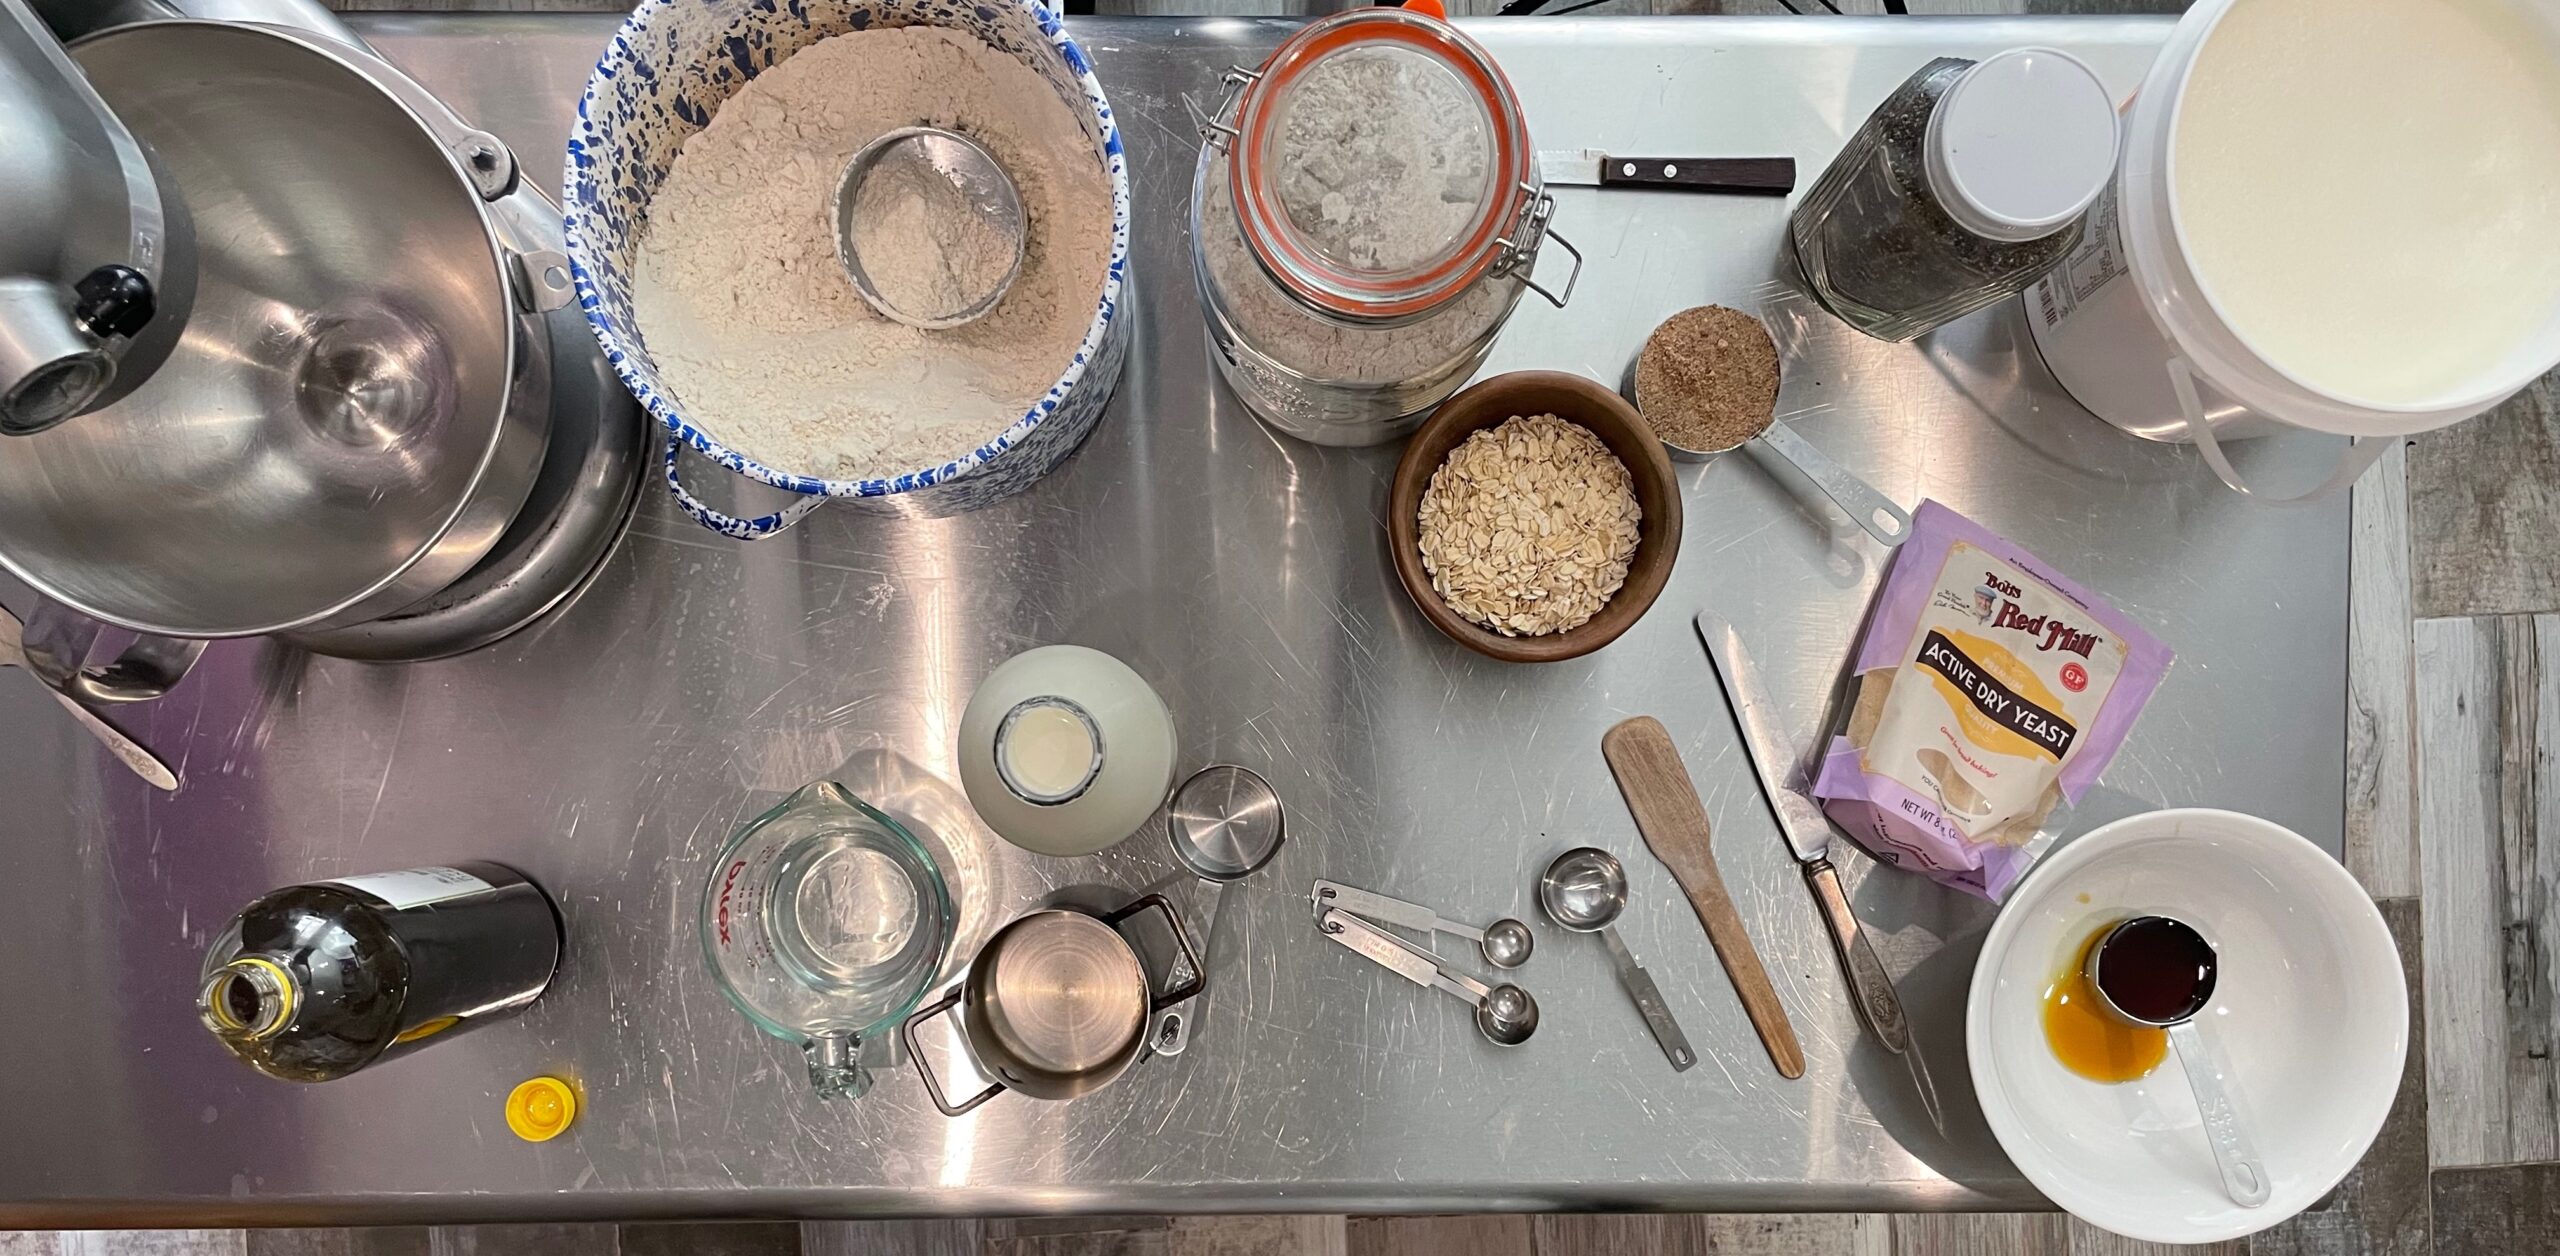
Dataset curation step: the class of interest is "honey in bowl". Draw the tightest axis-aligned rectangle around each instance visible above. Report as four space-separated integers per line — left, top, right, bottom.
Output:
2042 922 2168 1082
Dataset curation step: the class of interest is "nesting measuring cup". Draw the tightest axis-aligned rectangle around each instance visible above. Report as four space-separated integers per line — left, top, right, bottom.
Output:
831 126 1026 330
701 781 954 1100
2086 914 2271 1208
1153 764 1289 1056
1631 315 1910 548
899 894 1204 1116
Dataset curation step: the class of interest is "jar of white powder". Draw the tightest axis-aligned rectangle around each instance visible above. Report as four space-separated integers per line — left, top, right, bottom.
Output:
1191 9 1577 446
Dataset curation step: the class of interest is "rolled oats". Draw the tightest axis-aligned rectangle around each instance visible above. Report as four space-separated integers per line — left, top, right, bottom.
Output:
1416 414 1641 637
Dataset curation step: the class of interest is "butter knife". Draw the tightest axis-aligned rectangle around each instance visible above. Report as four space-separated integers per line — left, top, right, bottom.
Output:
0 604 177 790
1695 612 1912 1057
1535 149 1797 195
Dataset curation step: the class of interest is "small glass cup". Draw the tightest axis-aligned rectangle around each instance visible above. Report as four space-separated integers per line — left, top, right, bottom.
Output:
700 781 953 1099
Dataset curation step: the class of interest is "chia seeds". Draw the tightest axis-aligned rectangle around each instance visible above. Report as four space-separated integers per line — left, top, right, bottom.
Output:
1790 57 2092 343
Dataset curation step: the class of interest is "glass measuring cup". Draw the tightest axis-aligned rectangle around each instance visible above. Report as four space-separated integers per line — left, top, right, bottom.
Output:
701 781 954 1099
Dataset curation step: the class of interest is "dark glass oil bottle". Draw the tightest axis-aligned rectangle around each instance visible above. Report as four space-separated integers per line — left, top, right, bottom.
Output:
199 863 562 1082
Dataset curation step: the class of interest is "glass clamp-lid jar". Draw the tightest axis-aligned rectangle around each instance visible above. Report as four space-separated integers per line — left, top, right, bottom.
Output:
1191 8 1579 446
1790 48 2118 343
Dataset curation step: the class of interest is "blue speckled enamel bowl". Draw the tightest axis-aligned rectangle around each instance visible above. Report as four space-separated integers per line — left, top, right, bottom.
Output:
565 0 1132 536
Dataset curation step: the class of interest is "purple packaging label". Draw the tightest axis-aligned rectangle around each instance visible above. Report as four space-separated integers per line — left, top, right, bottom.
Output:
1815 741 2032 900
1814 501 2173 901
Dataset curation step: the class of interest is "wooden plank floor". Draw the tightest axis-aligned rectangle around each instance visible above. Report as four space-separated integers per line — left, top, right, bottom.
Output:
2409 377 2560 620
2416 615 2560 1168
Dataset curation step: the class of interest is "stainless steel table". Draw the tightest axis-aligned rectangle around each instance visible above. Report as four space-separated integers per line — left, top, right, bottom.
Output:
0 13 2352 1225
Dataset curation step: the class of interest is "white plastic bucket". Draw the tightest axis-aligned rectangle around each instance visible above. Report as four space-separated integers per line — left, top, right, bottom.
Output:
2025 0 2560 503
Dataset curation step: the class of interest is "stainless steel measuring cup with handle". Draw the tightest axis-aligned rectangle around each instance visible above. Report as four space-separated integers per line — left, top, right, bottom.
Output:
1154 764 1288 1057
2084 914 2271 1208
1628 309 1911 548
1658 414 1912 548
899 893 1205 1117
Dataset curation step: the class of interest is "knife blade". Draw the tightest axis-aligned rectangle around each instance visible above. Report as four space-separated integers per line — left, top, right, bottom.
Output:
1696 612 1833 864
1536 149 1797 195
0 604 178 791
1696 611 1914 1064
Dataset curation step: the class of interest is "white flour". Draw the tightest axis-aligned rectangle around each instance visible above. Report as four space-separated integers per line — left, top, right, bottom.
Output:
1272 45 1491 272
632 27 1111 480
849 147 1017 323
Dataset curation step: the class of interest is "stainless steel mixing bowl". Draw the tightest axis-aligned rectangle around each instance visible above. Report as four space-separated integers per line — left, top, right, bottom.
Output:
0 21 562 638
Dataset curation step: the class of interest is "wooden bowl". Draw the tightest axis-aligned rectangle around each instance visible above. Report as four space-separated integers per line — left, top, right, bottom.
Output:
1388 371 1683 663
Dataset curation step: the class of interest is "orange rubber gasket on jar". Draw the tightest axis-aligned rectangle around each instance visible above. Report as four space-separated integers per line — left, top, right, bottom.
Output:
1228 9 1534 323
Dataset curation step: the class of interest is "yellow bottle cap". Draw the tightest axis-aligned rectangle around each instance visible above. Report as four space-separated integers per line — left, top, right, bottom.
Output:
505 1076 578 1142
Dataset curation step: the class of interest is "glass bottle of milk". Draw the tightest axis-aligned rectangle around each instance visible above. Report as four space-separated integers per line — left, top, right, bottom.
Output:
1792 50 2119 342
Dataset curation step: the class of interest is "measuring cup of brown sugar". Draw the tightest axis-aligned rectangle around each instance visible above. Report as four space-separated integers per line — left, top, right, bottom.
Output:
1633 306 1912 548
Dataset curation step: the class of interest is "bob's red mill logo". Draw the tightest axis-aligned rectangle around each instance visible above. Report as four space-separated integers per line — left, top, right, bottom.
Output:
1980 572 2102 657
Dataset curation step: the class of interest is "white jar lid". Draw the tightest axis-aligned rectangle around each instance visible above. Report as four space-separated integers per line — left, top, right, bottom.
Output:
1925 47 2120 243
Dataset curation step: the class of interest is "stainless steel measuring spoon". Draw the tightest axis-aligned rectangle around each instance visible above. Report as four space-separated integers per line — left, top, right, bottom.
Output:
1539 847 1694 1070
2086 914 2270 1208
1316 905 1538 1046
1311 880 1533 969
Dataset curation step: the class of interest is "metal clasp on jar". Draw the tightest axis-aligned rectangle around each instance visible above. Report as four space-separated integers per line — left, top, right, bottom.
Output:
1192 67 1260 152
1490 184 1582 310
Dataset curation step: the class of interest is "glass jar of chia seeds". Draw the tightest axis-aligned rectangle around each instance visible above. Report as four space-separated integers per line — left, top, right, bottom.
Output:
1790 48 2119 343
1192 8 1578 446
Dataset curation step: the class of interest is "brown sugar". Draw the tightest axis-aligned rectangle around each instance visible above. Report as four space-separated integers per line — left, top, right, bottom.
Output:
1634 305 1781 452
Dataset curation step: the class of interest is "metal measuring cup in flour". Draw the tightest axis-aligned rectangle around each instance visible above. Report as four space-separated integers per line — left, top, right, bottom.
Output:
832 126 1027 330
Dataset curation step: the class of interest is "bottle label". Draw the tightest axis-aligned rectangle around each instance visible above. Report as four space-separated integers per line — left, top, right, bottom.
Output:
322 866 493 910
2027 180 2125 332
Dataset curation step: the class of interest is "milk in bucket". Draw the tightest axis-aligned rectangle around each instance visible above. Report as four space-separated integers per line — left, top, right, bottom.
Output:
2025 0 2560 502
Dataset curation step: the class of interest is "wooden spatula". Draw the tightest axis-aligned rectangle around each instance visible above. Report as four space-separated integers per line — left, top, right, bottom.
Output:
1603 715 1805 1079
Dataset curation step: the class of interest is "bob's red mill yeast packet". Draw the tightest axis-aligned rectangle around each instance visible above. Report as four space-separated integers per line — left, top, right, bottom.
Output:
1811 501 2173 900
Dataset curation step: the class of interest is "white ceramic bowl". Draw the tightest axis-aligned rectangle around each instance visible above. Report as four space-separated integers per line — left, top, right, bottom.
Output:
1966 808 2406 1245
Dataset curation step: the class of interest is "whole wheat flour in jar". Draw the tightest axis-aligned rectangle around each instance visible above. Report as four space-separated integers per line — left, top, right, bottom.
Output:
1199 160 1507 386
1271 46 1491 272
632 28 1111 481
